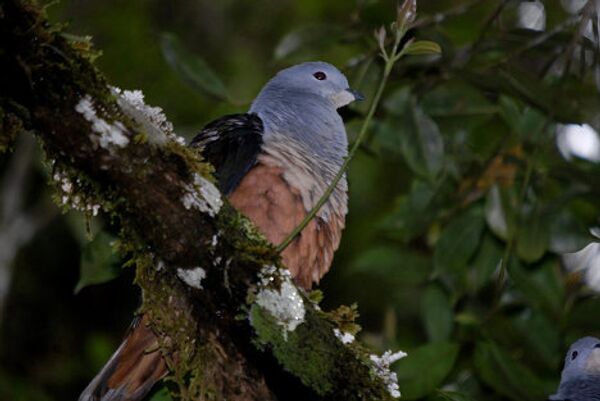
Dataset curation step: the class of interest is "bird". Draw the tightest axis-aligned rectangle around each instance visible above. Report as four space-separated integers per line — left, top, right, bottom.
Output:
79 61 363 401
549 336 600 401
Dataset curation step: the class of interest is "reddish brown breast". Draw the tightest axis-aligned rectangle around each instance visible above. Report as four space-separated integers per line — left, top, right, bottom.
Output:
228 161 345 290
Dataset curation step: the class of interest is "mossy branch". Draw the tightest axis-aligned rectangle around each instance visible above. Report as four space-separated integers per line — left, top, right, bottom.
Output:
0 1 400 400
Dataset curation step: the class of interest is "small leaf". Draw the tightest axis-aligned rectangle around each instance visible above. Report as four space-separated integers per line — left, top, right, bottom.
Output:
404 40 442 56
400 99 445 180
469 232 503 290
421 284 454 342
350 245 431 286
147 387 174 401
515 206 550 263
433 391 476 401
485 185 517 241
508 259 563 318
379 180 437 243
549 211 592 253
74 231 120 294
395 342 460 400
434 206 485 288
273 25 343 61
474 341 551 401
160 32 230 101
383 86 411 115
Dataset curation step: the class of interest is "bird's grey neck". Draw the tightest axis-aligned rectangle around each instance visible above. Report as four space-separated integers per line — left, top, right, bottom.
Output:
249 86 348 220
250 87 348 164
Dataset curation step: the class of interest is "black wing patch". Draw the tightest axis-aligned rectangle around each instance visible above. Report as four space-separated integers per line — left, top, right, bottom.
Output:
190 113 264 195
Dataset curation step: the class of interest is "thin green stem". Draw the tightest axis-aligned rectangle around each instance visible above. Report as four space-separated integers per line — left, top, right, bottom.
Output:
276 52 400 253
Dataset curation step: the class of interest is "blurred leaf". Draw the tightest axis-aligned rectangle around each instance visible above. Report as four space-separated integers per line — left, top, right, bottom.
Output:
499 96 521 132
512 311 560 370
400 99 445 180
485 185 516 241
508 259 563 318
404 40 442 56
396 342 460 400
147 387 173 401
422 82 496 118
548 211 592 254
432 391 476 401
474 341 550 401
421 284 454 342
160 32 230 101
469 232 503 291
434 206 485 284
384 86 411 115
74 231 120 294
274 24 344 60
350 245 431 286
380 180 437 243
515 206 549 263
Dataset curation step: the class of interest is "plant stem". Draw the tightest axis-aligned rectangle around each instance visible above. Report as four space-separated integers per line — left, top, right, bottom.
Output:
276 52 400 253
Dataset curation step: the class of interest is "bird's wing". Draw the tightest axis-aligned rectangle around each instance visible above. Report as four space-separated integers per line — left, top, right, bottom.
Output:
190 113 264 195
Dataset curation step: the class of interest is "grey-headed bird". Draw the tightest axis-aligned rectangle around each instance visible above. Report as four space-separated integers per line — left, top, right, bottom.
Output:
79 61 363 401
549 336 600 401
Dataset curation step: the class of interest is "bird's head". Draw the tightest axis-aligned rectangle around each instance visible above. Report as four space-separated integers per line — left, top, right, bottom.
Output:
561 336 600 380
261 61 364 109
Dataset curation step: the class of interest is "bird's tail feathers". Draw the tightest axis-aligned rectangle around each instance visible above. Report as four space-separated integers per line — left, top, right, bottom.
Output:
79 315 167 401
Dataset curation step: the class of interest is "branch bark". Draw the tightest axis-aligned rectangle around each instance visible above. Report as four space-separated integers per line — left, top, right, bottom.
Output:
0 1 399 400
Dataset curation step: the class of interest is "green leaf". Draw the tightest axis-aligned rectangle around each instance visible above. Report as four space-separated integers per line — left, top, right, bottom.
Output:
400 99 445 180
421 284 454 342
469 232 503 290
508 259 563 318
147 387 173 401
160 32 230 101
384 86 411 116
485 185 517 241
404 40 442 56
350 245 431 286
74 231 120 294
379 180 437 243
474 341 551 401
512 311 560 369
515 206 550 263
434 207 485 286
273 24 344 61
395 342 460 400
549 211 592 253
432 391 476 401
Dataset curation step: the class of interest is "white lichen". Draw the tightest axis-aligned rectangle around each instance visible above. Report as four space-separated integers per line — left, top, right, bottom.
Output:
333 328 355 345
181 174 223 217
112 87 186 145
52 169 101 216
176 267 207 289
370 350 407 399
75 95 130 149
255 265 305 336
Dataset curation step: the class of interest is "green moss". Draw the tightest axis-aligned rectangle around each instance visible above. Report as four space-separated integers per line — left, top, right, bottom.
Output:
250 305 337 395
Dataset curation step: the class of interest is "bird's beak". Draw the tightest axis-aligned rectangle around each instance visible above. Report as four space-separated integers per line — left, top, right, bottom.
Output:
347 88 365 101
587 348 600 374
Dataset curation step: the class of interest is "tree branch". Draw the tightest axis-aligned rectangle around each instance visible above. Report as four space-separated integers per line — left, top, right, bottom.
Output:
0 1 400 400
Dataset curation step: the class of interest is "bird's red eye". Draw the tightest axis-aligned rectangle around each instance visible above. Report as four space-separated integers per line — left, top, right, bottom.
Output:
313 71 327 80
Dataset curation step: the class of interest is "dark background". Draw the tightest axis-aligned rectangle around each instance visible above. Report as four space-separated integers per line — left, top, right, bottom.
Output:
1 1 600 400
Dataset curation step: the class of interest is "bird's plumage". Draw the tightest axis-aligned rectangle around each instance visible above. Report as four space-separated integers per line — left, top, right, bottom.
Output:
550 336 600 401
80 61 360 401
190 113 263 195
